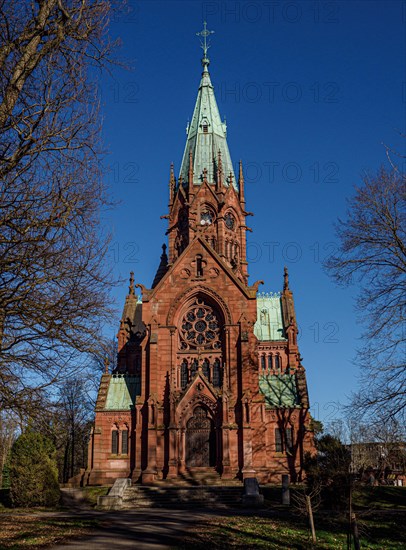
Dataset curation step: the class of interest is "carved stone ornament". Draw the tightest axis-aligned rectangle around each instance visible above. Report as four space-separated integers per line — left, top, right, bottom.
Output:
167 285 232 325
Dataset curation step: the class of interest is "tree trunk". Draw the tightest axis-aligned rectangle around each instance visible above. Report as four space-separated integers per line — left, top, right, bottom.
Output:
352 513 360 550
306 495 317 543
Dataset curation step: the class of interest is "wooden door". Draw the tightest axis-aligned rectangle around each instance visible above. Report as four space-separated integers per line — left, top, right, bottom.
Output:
186 406 212 467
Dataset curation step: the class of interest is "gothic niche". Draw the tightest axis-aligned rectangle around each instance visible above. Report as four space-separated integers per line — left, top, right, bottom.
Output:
175 207 189 257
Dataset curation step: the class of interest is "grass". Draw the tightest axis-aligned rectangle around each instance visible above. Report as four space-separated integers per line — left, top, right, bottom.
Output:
0 515 99 549
178 485 406 549
0 486 108 548
79 486 109 508
0 485 404 549
179 512 406 549
0 486 110 512
353 486 406 510
260 485 406 511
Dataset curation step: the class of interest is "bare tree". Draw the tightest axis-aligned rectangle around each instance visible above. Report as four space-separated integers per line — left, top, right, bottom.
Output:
292 483 321 544
0 1 119 416
54 379 93 482
325 167 406 422
0 410 19 487
348 416 406 483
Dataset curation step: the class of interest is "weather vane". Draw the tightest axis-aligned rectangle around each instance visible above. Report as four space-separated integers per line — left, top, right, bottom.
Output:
196 21 214 63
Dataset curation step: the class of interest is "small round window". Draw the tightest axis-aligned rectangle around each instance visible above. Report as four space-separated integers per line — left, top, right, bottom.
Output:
224 212 235 230
200 210 214 225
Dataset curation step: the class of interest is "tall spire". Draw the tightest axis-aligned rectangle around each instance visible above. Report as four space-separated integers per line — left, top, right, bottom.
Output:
179 23 236 189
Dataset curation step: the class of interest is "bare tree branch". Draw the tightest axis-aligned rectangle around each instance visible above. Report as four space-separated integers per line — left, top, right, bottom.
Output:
0 0 120 416
325 166 406 423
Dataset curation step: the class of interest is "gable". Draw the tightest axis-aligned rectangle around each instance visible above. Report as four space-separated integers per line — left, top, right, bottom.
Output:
149 236 255 300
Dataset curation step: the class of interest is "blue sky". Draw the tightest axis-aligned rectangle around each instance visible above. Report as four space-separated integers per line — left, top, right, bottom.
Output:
98 0 405 424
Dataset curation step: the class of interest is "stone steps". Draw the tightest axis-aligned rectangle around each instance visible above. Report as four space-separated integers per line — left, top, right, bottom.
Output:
151 470 241 487
122 485 244 509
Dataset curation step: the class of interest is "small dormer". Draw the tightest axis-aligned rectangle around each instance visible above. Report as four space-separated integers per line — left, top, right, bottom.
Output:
200 117 210 134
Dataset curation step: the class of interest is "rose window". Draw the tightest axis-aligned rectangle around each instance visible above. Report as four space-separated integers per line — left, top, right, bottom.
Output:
180 300 221 349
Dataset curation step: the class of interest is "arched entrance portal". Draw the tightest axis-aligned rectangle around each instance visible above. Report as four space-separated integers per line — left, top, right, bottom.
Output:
185 406 216 467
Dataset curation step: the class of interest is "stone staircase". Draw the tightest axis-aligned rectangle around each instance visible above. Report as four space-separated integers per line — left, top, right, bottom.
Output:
119 467 245 509
122 484 243 509
154 468 237 486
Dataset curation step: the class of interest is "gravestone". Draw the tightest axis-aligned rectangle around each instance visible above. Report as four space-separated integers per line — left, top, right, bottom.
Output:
282 474 290 505
242 477 264 508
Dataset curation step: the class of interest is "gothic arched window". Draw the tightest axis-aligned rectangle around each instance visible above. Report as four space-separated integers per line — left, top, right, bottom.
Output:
111 429 119 454
202 358 210 381
121 429 129 455
181 359 188 389
213 358 222 387
190 358 198 379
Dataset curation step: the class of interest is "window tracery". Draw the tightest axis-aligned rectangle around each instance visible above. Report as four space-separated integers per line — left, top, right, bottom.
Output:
179 299 221 350
179 357 223 389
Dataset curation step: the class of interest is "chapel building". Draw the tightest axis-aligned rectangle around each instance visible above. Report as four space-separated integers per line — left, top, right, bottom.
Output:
86 30 315 485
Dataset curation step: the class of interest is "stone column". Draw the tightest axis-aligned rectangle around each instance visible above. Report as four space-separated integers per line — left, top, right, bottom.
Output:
142 398 158 484
167 425 179 478
179 428 186 474
142 323 159 484
241 398 256 479
221 395 232 478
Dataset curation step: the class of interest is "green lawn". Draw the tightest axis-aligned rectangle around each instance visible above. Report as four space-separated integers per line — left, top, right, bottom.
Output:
0 485 404 549
179 512 406 549
261 485 406 510
179 486 406 549
0 516 99 549
80 486 109 507
353 486 406 510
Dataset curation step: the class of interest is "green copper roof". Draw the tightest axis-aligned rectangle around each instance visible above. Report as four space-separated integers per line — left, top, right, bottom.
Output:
259 374 300 408
179 63 236 188
254 292 287 341
104 375 140 410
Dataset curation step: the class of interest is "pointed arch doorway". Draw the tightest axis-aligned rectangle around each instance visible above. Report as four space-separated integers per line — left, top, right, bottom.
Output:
185 406 216 467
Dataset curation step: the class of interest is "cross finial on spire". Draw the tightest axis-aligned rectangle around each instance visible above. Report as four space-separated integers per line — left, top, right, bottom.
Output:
196 21 214 69
228 171 233 186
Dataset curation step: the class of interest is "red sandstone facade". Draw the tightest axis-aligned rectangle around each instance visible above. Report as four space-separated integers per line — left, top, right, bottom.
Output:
86 46 315 486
